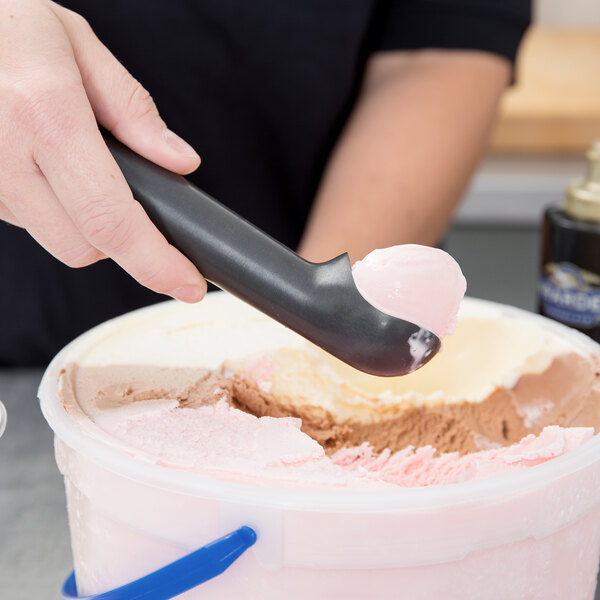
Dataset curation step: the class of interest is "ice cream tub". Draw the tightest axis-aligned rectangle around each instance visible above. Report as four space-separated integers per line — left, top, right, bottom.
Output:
39 294 600 599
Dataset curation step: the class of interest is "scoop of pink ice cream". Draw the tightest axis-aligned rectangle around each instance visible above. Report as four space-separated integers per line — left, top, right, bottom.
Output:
351 245 466 339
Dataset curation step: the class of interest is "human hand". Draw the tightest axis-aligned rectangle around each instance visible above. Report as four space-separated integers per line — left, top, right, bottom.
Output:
0 0 206 303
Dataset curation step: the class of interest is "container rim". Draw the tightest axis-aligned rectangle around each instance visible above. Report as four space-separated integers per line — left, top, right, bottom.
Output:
39 295 600 512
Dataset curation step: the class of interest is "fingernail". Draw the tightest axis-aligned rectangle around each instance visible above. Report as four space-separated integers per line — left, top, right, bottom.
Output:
170 285 204 303
163 129 200 159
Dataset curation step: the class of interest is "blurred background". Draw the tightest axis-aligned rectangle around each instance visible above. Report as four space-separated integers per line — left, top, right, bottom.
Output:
446 0 600 310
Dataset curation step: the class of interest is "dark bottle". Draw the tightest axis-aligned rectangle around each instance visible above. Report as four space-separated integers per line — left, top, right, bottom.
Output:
539 141 600 341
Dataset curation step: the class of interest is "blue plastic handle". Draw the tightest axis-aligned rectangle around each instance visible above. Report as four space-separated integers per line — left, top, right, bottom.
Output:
62 526 256 600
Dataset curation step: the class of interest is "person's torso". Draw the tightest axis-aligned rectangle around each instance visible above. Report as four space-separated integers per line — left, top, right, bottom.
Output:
2 0 384 364
62 0 382 245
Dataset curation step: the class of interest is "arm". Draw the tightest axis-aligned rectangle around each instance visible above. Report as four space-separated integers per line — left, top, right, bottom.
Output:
297 49 511 263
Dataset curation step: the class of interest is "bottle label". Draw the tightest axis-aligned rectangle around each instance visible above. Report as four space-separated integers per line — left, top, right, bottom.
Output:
539 262 600 328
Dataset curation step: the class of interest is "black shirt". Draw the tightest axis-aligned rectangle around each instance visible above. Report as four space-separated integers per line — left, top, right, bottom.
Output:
0 0 530 365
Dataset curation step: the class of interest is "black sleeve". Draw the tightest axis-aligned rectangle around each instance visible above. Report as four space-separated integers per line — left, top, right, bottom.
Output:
373 0 531 64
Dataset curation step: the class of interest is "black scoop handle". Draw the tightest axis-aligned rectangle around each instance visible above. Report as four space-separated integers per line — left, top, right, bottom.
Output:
105 133 316 313
104 132 440 376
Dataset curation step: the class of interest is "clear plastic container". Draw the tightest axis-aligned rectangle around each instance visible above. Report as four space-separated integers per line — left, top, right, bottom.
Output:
39 297 600 599
0 399 6 438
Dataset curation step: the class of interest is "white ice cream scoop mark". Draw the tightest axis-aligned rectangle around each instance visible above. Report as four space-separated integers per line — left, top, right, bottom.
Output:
520 402 555 428
408 329 436 371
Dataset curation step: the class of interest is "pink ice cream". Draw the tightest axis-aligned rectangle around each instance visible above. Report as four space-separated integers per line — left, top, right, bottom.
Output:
352 245 467 338
91 396 595 488
93 399 347 486
331 426 595 487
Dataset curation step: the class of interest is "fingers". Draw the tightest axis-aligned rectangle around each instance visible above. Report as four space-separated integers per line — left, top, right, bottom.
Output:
0 168 104 267
0 1 205 302
0 203 21 228
52 4 201 176
31 88 207 301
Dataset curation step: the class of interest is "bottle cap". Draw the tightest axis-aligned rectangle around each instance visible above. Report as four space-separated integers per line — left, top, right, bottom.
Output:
565 140 600 222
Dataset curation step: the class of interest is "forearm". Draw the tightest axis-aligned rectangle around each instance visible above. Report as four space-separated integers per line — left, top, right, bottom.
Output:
298 49 511 263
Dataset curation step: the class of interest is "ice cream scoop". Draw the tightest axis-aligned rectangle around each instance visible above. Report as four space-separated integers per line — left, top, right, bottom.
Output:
104 132 445 376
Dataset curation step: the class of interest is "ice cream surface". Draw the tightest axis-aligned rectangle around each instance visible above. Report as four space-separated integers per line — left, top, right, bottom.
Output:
351 245 467 338
57 293 600 489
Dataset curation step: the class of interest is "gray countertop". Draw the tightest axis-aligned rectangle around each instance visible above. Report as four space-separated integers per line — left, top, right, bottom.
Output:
0 369 71 599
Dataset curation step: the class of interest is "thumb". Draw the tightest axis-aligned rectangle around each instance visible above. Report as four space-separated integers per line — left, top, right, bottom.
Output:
52 5 201 175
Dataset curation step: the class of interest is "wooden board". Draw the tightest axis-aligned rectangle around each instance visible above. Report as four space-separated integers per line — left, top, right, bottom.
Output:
489 27 600 154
